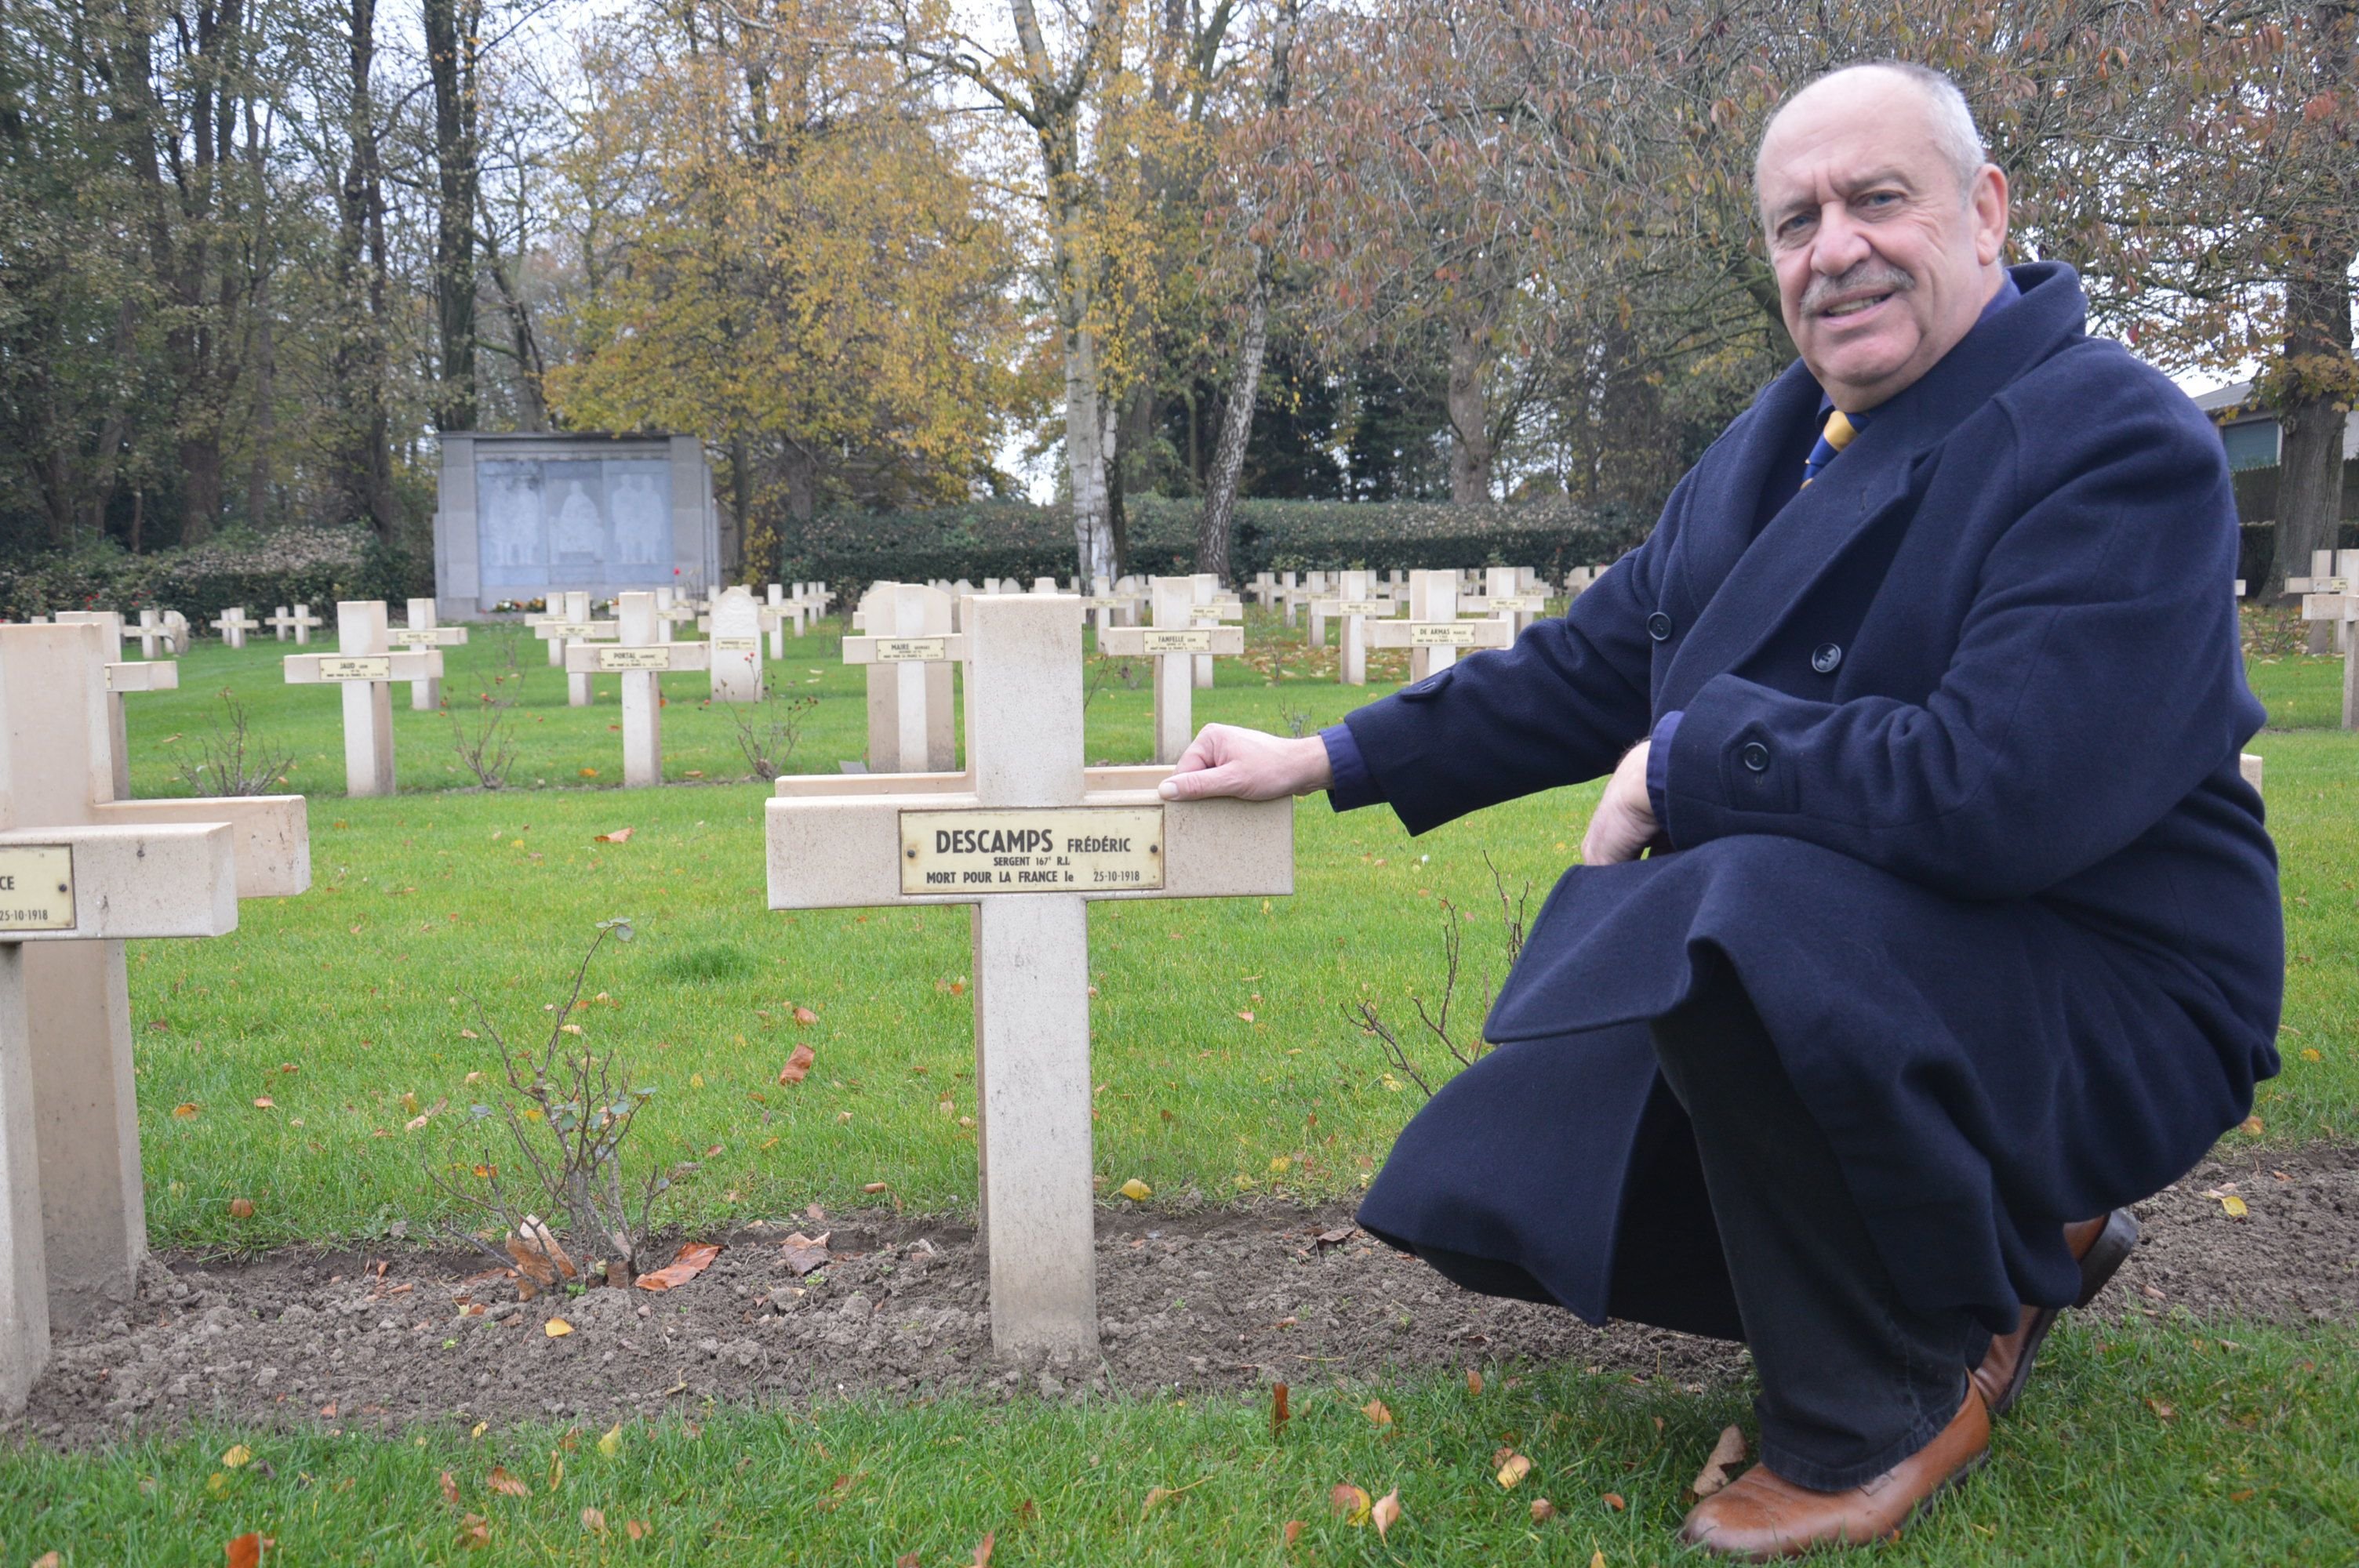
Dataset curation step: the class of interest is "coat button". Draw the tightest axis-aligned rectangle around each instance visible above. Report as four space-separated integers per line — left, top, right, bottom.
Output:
1812 642 1843 673
1740 741 1771 773
1646 611 1674 642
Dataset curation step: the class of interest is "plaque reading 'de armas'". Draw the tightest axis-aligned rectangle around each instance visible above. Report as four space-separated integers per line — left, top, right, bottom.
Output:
0 844 75 931
900 807 1164 895
1409 624 1476 647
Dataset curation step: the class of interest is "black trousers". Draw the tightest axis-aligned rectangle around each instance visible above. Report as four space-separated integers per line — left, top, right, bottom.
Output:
1419 950 1986 1490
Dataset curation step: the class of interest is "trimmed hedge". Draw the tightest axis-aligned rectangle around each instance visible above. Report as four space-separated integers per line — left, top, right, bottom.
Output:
778 496 1648 586
2237 521 2359 591
0 527 432 627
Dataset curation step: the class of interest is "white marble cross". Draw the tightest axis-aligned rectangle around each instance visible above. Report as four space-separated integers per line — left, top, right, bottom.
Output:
2301 584 2357 729
55 612 178 800
210 607 260 650
391 598 469 712
531 592 618 706
1369 569 1512 680
122 610 170 661
566 592 712 786
0 620 308 1413
265 604 322 644
1310 570 1400 687
1186 575 1244 690
1468 565 1548 636
162 610 192 655
283 601 445 797
1101 579 1247 764
765 584 791 656
846 583 959 773
768 594 1291 1358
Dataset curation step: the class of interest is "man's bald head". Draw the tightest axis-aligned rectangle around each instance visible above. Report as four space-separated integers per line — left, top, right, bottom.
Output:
1752 63 2010 411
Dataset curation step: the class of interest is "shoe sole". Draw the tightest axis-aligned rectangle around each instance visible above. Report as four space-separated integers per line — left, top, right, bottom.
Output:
1990 1208 2139 1418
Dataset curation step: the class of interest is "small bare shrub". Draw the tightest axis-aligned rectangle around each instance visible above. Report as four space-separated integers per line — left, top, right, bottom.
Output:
172 689 294 795
427 919 695 1290
732 690 819 780
1349 855 1528 1098
449 670 521 788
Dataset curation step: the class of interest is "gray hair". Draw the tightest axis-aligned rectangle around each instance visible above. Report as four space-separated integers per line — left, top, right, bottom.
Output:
1757 62 1988 200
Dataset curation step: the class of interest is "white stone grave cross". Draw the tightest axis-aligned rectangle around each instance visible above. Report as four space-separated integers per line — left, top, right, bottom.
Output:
707 586 767 702
531 592 619 706
122 610 170 661
0 620 308 1410
1369 568 1511 681
1102 579 1248 764
1469 565 1548 636
1187 575 1244 690
1310 570 1400 687
765 584 791 656
391 597 469 711
265 604 323 644
1249 571 1280 612
210 606 260 650
55 612 179 800
163 610 191 654
282 601 445 797
767 594 1291 1358
2301 583 2357 729
845 583 960 773
566 593 712 786
1299 572 1334 652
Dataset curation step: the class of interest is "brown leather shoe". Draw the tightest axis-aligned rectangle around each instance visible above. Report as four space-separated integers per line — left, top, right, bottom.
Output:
1970 1208 2139 1417
1677 1388 1990 1560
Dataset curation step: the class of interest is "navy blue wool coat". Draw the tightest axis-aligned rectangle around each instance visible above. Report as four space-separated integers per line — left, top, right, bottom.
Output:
1348 263 2281 1337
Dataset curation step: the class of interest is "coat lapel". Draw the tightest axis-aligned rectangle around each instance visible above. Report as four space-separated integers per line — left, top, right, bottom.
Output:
1657 263 2090 713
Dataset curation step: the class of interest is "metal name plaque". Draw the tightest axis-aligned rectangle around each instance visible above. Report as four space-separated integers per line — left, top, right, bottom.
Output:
1144 630 1215 654
0 845 75 932
536 621 598 637
711 637 761 654
874 638 947 662
390 630 446 646
318 655 393 681
1333 601 1392 616
899 807 1165 895
598 646 672 671
1409 623 1478 647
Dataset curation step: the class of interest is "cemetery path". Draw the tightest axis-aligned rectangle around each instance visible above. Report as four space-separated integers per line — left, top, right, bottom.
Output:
12 1142 2355 1450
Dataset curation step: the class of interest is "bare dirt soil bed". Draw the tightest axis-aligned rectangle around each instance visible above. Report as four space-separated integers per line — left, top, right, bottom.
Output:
14 1142 2356 1450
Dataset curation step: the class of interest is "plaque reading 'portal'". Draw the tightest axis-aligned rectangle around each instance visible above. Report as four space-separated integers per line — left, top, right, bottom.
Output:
874 638 948 662
598 646 673 671
900 808 1164 895
318 656 394 681
0 844 75 932
1409 624 1477 648
1143 630 1214 654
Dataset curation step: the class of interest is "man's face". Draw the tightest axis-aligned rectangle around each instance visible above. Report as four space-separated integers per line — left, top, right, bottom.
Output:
1756 71 2009 411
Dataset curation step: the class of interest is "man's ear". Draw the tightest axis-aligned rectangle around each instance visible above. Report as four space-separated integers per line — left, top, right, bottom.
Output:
1972 164 2010 266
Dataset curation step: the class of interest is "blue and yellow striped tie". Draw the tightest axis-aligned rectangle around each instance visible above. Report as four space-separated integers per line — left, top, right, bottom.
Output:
1801 409 1859 488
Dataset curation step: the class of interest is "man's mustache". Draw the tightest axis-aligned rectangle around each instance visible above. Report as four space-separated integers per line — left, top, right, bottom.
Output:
1801 264 1916 315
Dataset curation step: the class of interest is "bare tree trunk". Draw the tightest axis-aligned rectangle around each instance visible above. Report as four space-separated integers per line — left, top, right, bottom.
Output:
2270 252 2353 600
1197 265 1270 583
423 0 481 432
483 245 549 431
1061 310 1119 579
1446 321 1495 503
333 0 395 539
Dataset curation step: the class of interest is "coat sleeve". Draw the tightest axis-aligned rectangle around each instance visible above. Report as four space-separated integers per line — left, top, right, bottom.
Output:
1659 372 2257 902
1338 483 1679 836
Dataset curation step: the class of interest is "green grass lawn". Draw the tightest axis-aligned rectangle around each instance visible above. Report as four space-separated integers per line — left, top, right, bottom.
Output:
3 612 2350 1564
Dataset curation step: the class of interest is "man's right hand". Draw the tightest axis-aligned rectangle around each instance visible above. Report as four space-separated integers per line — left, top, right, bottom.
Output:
1158 724 1333 801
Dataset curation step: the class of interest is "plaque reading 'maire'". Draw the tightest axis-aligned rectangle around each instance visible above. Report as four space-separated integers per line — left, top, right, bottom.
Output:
874 637 947 662
0 844 75 931
900 807 1164 895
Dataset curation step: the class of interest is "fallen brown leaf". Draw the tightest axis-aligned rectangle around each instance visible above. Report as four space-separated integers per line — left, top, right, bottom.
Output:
1329 1483 1372 1524
228 1197 256 1220
2146 1397 2178 1421
1496 1451 1533 1490
225 1532 269 1568
173 1102 199 1118
624 1519 651 1541
1361 1398 1393 1426
793 1005 819 1026
456 1514 492 1548
580 1508 608 1535
1282 1519 1306 1545
1370 1488 1402 1539
1141 1486 1175 1517
1530 1497 1558 1523
1314 1226 1356 1249
1467 1367 1484 1396
634 1241 724 1292
594 827 634 844
780 1232 832 1276
1692 1425 1747 1498
487 1466 531 1497
440 1470 461 1506
1602 1491 1626 1511
507 1217 578 1288
969 1530 994 1566
778 1044 816 1084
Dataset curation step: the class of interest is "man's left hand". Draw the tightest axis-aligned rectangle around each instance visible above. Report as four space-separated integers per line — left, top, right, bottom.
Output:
1580 740 1659 866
